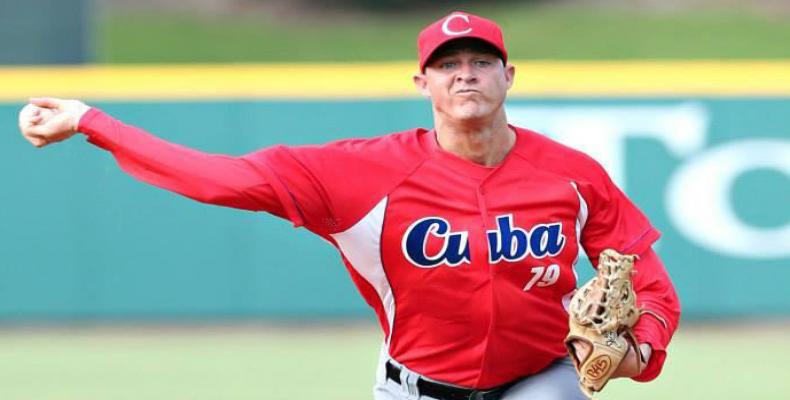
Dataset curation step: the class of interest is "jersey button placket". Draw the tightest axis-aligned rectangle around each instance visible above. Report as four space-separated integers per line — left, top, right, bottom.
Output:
475 183 499 387
475 186 491 269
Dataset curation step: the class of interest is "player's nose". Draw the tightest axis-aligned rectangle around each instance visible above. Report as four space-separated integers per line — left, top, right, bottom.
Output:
455 62 478 84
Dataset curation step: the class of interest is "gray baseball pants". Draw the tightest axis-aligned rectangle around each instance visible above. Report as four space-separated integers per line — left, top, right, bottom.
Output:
374 348 587 400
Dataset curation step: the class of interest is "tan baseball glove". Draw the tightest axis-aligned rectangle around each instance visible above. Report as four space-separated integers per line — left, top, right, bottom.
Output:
565 249 645 398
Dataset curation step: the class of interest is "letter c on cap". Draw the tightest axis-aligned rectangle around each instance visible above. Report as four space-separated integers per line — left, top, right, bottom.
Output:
442 14 472 36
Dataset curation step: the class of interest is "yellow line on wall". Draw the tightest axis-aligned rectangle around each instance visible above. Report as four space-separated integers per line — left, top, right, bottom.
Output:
1 61 789 101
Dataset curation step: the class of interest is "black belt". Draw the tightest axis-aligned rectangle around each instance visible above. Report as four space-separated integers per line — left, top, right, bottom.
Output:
385 361 514 400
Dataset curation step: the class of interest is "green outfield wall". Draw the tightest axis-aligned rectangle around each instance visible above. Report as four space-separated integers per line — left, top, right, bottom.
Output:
1 67 788 322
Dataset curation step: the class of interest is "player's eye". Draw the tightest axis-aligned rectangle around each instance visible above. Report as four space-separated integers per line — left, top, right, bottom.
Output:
474 60 492 67
440 61 458 69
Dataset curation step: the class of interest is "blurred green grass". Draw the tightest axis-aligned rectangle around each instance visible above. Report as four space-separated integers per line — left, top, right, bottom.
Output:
97 5 790 63
1 322 787 399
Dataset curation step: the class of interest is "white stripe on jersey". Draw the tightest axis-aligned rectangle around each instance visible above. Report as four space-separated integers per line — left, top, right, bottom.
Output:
331 196 396 345
563 181 590 311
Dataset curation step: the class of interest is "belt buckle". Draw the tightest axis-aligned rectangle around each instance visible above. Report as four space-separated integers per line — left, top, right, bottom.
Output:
402 368 420 399
468 391 485 400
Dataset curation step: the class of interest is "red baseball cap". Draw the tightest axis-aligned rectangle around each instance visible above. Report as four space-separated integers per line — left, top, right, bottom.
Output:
417 11 508 72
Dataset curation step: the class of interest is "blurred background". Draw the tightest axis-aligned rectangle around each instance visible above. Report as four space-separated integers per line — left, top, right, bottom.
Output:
1 0 789 399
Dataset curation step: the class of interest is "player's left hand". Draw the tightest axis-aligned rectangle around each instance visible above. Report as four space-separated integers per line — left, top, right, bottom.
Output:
569 340 652 378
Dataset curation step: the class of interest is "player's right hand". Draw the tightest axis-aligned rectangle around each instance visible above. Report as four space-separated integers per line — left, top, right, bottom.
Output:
18 97 91 148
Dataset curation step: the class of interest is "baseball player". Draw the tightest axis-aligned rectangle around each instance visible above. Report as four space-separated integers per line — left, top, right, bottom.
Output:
18 12 680 400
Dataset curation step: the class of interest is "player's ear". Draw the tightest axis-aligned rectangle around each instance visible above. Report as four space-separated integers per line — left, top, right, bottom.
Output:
413 73 431 98
504 63 515 90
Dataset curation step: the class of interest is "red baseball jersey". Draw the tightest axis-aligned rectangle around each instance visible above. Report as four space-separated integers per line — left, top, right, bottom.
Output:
79 108 680 389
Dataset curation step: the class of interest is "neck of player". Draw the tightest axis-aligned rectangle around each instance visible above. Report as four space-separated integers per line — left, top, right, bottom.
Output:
435 111 515 167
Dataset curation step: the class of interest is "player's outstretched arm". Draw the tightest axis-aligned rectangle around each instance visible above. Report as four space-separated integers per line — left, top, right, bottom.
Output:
18 97 90 148
17 97 286 215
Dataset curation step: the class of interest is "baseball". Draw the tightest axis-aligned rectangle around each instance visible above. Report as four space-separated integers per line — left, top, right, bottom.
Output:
20 103 54 128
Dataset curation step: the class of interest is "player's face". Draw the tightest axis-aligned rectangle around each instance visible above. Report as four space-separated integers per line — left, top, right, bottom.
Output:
414 44 514 124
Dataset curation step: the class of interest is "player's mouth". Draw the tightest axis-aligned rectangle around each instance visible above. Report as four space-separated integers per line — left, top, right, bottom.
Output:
455 89 480 95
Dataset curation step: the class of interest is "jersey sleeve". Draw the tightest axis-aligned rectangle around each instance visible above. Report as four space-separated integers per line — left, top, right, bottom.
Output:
241 136 426 236
573 160 677 381
239 145 336 233
77 108 289 219
80 108 425 237
630 248 681 382
576 161 661 263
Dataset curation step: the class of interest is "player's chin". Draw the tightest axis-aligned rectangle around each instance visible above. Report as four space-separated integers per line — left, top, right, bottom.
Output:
451 104 491 121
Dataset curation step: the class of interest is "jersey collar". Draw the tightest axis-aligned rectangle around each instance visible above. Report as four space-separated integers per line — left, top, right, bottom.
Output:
422 124 526 180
